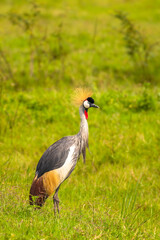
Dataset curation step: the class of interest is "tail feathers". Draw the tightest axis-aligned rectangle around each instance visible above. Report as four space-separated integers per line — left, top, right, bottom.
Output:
29 175 48 207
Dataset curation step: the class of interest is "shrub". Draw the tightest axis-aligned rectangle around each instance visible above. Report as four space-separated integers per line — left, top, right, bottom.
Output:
115 11 160 84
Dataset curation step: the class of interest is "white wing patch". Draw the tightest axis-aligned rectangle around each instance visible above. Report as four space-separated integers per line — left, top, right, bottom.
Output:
56 145 75 182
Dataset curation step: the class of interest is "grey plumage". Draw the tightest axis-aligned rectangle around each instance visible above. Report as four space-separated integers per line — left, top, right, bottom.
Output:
36 136 76 178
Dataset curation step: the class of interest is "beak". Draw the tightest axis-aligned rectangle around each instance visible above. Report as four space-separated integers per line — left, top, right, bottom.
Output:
90 103 99 108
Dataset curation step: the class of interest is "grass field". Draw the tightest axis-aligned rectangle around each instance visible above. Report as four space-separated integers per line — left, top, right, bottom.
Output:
0 0 160 239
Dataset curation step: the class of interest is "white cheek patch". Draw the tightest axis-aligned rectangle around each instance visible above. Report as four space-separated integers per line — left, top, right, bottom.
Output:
83 100 90 109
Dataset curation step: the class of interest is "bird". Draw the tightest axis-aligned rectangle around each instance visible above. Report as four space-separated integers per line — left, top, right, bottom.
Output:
29 88 99 214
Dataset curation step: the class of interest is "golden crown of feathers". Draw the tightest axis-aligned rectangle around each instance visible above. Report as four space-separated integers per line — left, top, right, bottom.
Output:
72 88 93 106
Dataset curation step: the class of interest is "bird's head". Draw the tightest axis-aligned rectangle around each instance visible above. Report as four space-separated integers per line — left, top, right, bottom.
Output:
72 88 99 120
83 97 99 119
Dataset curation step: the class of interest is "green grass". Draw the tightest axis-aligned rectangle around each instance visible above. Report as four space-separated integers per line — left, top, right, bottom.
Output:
0 0 160 239
1 87 160 239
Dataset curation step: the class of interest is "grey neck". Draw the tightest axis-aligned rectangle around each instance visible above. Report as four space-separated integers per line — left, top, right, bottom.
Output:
77 105 89 164
79 105 89 141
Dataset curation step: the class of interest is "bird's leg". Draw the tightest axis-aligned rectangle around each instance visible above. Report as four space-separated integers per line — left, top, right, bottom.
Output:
53 187 60 215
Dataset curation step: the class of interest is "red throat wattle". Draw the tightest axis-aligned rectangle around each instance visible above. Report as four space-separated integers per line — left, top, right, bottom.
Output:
84 110 88 119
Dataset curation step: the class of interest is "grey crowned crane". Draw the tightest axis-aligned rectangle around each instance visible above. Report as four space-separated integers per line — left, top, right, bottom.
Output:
29 88 99 213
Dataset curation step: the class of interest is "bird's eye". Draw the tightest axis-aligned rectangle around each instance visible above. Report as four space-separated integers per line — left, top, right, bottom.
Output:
83 100 90 109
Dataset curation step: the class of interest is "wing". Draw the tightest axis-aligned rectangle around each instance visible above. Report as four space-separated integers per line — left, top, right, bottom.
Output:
36 136 75 178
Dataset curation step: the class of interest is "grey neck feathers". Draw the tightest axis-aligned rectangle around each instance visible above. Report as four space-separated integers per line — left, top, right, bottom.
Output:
78 105 89 163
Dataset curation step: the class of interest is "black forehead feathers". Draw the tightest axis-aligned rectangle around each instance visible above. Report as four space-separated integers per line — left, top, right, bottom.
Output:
87 97 94 103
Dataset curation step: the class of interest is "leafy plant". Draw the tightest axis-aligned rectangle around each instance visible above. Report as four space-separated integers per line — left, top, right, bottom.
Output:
7 2 69 88
122 87 156 112
0 47 14 84
115 11 159 83
8 2 41 79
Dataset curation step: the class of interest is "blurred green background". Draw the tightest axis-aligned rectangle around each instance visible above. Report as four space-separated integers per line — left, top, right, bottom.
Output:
0 0 160 239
